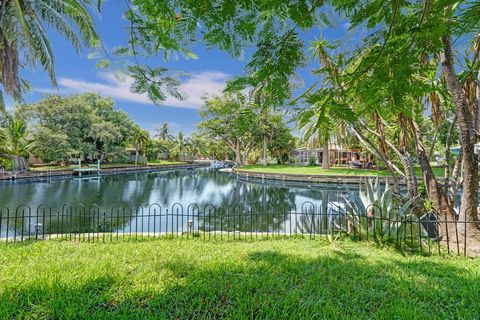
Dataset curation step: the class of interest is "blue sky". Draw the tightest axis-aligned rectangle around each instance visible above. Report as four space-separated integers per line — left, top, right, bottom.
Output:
18 1 352 137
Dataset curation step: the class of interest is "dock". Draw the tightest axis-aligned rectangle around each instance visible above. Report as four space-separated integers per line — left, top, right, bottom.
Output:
73 160 101 177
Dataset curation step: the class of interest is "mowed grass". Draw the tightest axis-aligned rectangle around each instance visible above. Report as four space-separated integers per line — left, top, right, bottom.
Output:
240 165 390 176
0 239 479 319
240 164 445 178
146 160 186 165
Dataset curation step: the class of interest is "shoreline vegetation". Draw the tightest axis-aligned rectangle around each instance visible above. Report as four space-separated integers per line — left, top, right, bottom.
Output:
0 238 477 318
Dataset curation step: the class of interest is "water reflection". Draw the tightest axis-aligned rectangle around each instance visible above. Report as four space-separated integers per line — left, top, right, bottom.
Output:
0 168 358 238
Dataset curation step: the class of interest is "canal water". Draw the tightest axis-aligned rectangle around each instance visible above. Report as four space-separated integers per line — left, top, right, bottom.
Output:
0 167 363 238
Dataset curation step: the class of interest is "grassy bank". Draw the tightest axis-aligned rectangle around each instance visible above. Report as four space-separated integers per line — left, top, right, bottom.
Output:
240 164 445 177
0 238 478 319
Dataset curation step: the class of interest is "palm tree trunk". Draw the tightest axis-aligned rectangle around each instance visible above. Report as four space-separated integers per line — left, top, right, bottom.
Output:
444 115 457 187
322 141 330 169
262 134 267 166
351 125 401 193
441 35 479 222
475 69 480 132
362 123 418 197
403 150 418 199
428 127 439 161
411 120 454 216
135 148 138 166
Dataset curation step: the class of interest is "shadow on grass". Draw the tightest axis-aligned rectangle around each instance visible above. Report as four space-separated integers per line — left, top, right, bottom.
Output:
0 248 479 319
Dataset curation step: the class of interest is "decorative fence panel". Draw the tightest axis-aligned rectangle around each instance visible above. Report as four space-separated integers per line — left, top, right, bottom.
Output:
0 202 477 256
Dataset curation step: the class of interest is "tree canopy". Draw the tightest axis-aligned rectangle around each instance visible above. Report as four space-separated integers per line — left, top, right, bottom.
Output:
18 93 139 163
0 0 101 107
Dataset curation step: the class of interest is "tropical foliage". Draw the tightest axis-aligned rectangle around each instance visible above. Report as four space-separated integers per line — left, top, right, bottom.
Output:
2 0 480 235
119 0 480 229
0 0 101 106
199 92 295 165
343 177 418 239
17 93 139 163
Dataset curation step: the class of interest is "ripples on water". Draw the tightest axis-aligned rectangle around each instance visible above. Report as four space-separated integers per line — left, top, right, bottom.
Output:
0 168 367 238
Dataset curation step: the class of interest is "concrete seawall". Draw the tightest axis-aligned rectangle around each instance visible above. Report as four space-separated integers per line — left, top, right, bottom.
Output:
0 163 210 182
232 168 405 185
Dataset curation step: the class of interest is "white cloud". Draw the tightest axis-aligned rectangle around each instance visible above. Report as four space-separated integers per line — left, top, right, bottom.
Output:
49 70 230 109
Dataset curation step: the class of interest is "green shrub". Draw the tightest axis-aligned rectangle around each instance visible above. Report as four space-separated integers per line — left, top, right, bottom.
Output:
0 157 12 170
343 176 418 239
246 151 261 165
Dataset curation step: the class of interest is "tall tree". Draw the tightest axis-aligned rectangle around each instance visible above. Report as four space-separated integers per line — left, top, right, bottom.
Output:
125 0 480 224
155 122 173 142
188 133 205 159
267 116 296 164
132 128 149 165
19 93 138 163
0 0 101 103
199 93 259 166
3 113 28 156
170 131 190 161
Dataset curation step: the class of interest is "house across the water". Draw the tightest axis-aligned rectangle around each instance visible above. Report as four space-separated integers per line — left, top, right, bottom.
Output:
293 147 374 167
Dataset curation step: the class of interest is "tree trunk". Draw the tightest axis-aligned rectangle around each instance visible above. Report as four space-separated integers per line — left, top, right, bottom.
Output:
235 140 242 166
262 134 267 166
441 35 479 222
475 69 480 133
351 125 402 192
322 141 330 169
450 151 463 198
444 115 457 187
428 127 439 162
411 120 454 216
135 148 139 166
403 150 419 199
362 124 418 197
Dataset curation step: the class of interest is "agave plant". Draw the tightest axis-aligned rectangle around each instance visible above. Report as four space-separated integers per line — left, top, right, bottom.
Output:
342 176 418 240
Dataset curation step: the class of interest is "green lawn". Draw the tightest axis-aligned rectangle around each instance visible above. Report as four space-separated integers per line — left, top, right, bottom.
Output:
147 160 185 166
240 164 391 176
413 166 445 177
0 238 478 319
240 164 445 178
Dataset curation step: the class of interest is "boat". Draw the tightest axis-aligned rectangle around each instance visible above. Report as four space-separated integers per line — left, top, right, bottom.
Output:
210 160 225 168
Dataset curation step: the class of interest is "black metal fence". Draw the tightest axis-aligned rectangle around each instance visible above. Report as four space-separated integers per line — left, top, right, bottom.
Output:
0 202 478 257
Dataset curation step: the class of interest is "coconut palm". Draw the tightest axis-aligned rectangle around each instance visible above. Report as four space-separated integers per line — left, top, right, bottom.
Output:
0 0 100 101
188 133 205 159
170 131 190 161
298 37 354 169
4 114 29 156
132 128 150 166
155 122 173 142
298 100 352 169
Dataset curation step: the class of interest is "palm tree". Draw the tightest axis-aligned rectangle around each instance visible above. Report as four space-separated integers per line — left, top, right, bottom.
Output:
298 101 352 169
0 0 100 101
171 131 190 161
188 133 204 159
4 114 29 156
299 37 353 169
132 128 150 166
155 122 173 142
